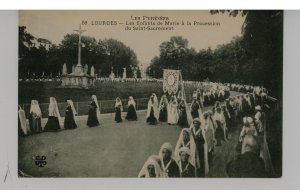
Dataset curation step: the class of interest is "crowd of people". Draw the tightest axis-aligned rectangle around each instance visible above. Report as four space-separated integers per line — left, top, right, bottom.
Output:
138 87 272 178
18 82 272 177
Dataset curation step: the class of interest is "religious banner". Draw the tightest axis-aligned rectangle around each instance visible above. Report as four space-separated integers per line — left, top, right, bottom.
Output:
163 69 180 95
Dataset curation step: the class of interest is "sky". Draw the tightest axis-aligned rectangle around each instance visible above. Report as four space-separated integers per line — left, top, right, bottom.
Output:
19 10 245 67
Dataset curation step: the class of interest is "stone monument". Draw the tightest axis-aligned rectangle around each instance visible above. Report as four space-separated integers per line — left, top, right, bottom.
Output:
61 24 95 89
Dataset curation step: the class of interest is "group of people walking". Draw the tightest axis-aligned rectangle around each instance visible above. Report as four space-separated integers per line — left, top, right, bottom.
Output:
138 88 271 178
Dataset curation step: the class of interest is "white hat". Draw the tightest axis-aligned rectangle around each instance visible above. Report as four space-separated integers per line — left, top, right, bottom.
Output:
255 105 262 111
247 117 254 124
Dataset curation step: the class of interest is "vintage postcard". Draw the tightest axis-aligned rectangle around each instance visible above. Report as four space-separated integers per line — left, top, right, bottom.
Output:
18 10 282 178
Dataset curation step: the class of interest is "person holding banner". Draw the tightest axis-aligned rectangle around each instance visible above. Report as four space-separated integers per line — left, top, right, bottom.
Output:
167 95 179 125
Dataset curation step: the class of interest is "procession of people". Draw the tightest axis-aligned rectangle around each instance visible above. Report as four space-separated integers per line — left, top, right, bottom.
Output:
18 82 272 177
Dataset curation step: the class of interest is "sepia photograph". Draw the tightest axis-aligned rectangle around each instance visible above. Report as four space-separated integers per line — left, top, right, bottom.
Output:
18 10 283 178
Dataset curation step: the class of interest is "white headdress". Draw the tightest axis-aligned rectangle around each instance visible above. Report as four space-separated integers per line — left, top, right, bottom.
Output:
18 105 30 135
91 95 101 118
174 128 199 169
48 97 62 127
115 97 123 111
146 93 159 119
128 96 136 108
159 94 168 110
67 100 77 117
159 142 173 160
138 155 163 178
30 100 42 117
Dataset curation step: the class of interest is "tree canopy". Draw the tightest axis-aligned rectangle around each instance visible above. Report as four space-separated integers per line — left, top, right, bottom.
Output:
19 27 139 78
147 10 283 98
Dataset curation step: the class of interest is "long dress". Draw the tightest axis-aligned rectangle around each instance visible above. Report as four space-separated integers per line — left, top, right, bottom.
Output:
167 101 179 125
44 116 60 131
147 106 157 125
64 105 77 129
192 128 206 177
115 105 123 123
190 101 200 119
177 102 189 128
159 103 168 122
126 104 137 121
87 101 100 127
29 113 42 133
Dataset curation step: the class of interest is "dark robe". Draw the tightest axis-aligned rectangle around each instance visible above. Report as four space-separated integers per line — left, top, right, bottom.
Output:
146 107 157 125
177 102 189 128
180 162 196 178
215 120 225 146
161 159 180 177
44 116 60 132
126 104 137 121
204 95 209 107
29 113 42 133
115 106 122 123
64 105 77 129
190 101 200 119
192 128 206 177
87 101 100 127
159 103 168 122
226 151 267 178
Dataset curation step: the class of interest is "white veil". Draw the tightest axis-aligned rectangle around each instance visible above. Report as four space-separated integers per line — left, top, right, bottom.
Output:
146 93 159 119
174 128 200 171
128 96 136 109
67 100 77 117
115 97 123 111
138 155 163 178
18 105 30 135
49 97 63 127
30 100 42 117
92 95 101 119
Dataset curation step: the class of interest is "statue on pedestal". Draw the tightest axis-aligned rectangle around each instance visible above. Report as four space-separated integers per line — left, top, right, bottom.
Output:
122 68 126 79
62 63 67 75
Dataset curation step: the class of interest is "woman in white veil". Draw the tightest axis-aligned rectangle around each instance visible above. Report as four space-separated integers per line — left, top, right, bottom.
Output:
18 105 30 136
44 97 62 131
29 100 42 133
174 128 200 175
125 96 137 121
138 155 163 178
87 95 100 127
158 94 168 122
64 100 77 129
146 93 159 125
167 95 179 125
115 97 123 123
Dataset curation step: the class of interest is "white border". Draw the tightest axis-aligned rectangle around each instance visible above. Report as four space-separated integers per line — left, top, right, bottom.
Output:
0 0 299 9
1 10 300 190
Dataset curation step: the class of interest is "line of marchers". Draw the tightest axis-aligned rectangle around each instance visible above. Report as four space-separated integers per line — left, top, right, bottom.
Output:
126 20 180 26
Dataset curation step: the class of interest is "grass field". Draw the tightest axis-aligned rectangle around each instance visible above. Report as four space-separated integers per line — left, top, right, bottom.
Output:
18 80 200 104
